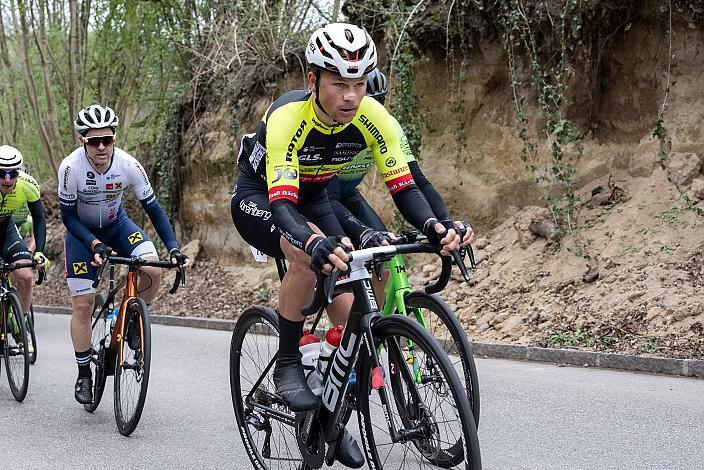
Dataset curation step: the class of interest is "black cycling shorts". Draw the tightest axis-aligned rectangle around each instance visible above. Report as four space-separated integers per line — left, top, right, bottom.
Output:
342 189 388 232
231 172 345 259
2 220 31 262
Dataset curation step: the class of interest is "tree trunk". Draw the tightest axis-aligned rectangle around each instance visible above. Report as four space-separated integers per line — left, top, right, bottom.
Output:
68 0 79 121
35 0 66 159
12 0 58 177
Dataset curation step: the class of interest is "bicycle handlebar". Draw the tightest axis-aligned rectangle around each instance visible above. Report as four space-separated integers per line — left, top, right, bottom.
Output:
91 256 187 294
0 260 46 286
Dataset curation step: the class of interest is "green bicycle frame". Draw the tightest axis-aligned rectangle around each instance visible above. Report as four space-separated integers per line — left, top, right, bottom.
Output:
381 254 427 382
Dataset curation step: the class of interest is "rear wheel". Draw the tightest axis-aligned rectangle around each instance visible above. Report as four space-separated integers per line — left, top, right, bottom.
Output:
3 292 29 401
230 306 308 470
84 294 108 413
114 298 151 436
358 315 482 470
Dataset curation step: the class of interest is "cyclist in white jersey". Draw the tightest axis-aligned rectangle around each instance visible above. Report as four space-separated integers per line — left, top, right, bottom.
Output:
58 104 191 404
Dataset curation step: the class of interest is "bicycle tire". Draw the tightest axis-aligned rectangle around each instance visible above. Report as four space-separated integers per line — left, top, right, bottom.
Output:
84 294 108 413
114 297 151 436
230 306 309 469
26 304 37 364
403 291 481 428
3 292 29 401
357 314 482 470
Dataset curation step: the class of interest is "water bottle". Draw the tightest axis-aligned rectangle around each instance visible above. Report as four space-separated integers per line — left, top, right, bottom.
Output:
316 325 343 380
104 309 118 346
299 331 323 396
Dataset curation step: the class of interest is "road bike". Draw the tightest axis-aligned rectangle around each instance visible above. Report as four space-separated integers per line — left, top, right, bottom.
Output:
231 241 482 469
0 260 44 401
83 256 185 436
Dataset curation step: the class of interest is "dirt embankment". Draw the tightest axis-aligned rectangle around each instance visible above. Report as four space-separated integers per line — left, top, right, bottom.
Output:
35 5 704 359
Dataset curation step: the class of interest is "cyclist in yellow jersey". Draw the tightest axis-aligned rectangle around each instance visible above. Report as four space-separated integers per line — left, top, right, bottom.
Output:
231 23 460 468
0 146 48 316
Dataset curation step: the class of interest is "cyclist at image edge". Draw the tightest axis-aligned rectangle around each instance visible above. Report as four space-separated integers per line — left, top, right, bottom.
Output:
0 145 48 314
13 163 37 252
231 23 461 468
327 68 474 290
58 104 191 405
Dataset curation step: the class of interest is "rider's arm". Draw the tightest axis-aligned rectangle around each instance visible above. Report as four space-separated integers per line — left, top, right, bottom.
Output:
327 176 369 241
408 161 451 221
265 107 318 250
361 100 436 230
27 200 46 252
58 161 98 248
128 157 180 251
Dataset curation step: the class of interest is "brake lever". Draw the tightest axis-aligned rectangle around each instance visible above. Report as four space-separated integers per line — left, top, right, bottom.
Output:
450 249 470 283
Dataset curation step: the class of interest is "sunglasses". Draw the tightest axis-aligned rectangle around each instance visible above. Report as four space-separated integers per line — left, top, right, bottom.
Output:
0 169 19 179
84 135 115 147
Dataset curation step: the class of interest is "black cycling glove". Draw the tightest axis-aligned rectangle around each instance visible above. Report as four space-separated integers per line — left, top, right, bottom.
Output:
306 236 344 273
170 248 189 266
423 219 458 245
359 229 393 249
454 220 472 240
92 243 113 260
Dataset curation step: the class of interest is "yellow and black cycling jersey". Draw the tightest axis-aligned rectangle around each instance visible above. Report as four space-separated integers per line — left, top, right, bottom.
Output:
236 90 435 248
0 172 40 220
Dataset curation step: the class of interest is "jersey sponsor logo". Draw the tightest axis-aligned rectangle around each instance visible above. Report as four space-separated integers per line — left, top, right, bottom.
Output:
105 174 120 181
285 120 308 162
106 183 113 190
135 162 149 184
72 262 88 275
301 146 325 153
62 165 71 189
128 231 144 244
249 141 266 171
87 171 95 179
299 172 336 183
271 167 298 183
239 200 272 220
358 115 387 154
268 185 298 203
141 188 152 198
336 142 363 149
385 157 396 167
311 116 327 130
105 194 117 201
381 165 408 180
385 173 415 195
115 182 123 189
298 153 322 163
85 179 96 186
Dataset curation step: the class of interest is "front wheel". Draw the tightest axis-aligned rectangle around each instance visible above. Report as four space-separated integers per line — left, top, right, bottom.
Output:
357 315 482 470
3 292 29 401
404 291 481 428
114 298 151 436
84 294 108 413
26 304 37 364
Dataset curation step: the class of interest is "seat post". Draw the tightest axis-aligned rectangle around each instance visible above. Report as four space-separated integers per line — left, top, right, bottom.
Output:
275 258 287 282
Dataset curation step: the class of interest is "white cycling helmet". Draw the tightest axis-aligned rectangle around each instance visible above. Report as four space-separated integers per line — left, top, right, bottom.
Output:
74 104 119 136
306 23 377 78
366 68 388 102
0 145 24 170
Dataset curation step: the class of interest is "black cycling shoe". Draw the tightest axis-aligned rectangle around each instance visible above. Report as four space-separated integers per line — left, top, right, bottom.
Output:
273 362 320 412
74 376 93 404
335 426 365 468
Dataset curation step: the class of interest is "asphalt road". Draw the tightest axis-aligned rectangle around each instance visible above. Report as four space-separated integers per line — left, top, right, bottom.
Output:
0 312 702 469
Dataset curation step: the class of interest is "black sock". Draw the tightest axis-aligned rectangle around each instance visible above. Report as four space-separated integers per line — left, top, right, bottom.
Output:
75 350 91 378
277 314 304 367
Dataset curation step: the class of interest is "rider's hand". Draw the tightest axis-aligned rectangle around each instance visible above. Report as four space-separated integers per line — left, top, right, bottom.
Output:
91 242 115 267
423 219 460 257
169 248 191 269
359 229 394 249
33 251 50 269
454 220 475 246
305 236 349 275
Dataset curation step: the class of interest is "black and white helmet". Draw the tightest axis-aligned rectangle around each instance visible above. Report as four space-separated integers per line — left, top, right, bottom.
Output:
366 68 388 102
305 23 377 78
74 104 119 136
0 145 24 170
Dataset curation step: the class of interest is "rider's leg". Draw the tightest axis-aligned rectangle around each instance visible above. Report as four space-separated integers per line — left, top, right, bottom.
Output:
65 231 98 404
11 261 33 313
4 223 33 312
